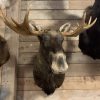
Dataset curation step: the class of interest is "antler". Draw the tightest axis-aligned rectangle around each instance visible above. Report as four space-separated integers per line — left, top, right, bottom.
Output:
61 13 97 37
0 9 45 36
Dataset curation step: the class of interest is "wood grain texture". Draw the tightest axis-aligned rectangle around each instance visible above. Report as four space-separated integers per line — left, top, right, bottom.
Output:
17 64 100 77
17 90 100 100
21 0 94 10
69 0 94 10
0 11 6 27
17 76 100 91
18 52 100 64
0 57 16 100
20 35 79 42
21 1 69 10
21 10 84 20
22 0 94 1
19 40 80 53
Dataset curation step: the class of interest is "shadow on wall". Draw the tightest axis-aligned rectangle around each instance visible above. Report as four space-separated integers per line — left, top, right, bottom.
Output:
46 0 80 28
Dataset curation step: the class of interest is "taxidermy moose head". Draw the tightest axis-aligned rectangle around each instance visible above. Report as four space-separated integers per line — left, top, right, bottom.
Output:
79 0 100 59
0 9 96 95
0 35 10 67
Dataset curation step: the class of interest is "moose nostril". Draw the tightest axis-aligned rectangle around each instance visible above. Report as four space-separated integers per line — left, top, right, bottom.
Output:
58 57 64 66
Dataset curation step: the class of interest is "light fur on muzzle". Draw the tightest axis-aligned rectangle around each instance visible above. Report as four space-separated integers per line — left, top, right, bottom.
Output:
51 52 68 74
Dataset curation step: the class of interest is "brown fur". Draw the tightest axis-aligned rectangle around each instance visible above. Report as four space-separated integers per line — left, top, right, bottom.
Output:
33 31 66 95
0 36 10 66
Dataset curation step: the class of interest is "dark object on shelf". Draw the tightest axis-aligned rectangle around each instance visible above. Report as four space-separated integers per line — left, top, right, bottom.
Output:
0 35 10 66
79 0 100 59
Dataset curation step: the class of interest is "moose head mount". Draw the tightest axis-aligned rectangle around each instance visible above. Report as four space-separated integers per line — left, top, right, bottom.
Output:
0 9 97 94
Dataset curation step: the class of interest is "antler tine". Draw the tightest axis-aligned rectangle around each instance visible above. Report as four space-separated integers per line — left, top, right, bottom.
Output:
0 8 43 36
83 12 86 24
61 12 97 37
0 8 17 28
11 17 20 27
10 10 30 27
88 16 92 24
23 10 29 26
85 17 97 29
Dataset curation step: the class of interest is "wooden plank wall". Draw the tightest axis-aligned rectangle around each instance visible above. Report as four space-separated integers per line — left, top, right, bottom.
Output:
17 0 100 100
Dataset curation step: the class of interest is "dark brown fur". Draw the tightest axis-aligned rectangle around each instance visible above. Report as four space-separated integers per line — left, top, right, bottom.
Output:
33 31 65 95
0 36 10 66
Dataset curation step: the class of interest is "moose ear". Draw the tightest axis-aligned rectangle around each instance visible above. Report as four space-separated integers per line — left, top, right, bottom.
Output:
59 23 71 32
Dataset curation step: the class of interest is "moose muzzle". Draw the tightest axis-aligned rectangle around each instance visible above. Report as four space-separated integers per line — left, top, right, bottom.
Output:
51 52 68 74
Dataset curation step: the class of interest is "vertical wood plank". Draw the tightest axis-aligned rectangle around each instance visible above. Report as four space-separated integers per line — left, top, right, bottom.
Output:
0 57 16 100
17 90 100 100
0 9 6 88
0 0 21 100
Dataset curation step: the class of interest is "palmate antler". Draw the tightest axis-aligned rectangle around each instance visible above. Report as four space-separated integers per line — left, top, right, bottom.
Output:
0 9 45 36
61 13 97 37
0 8 97 37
